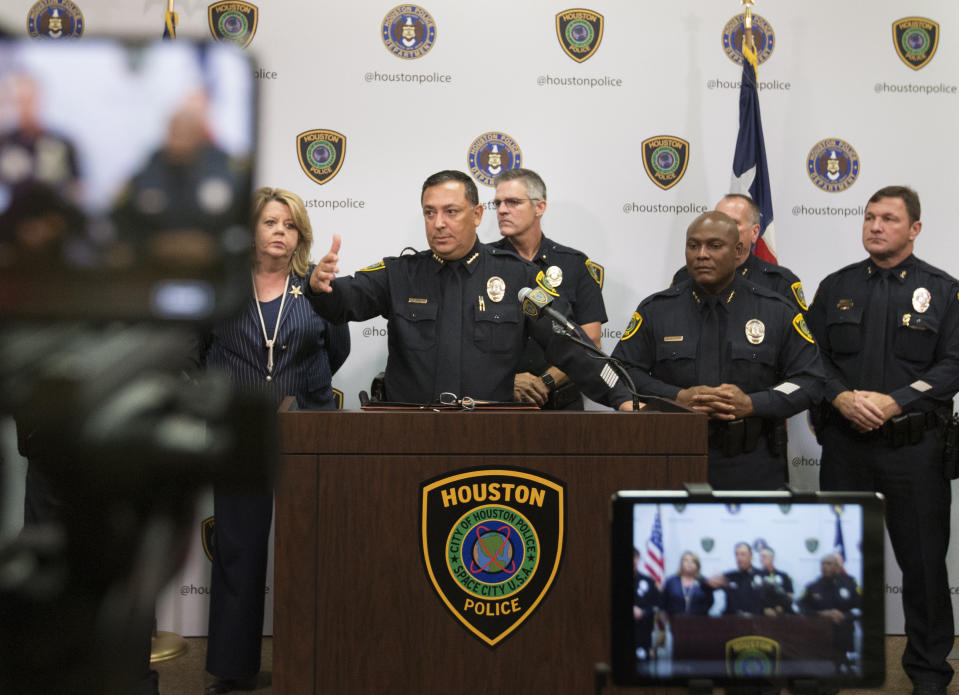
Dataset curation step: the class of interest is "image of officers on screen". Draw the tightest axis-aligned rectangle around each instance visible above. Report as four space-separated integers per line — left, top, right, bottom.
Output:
799 553 861 670
707 542 764 615
632 548 662 660
757 546 795 615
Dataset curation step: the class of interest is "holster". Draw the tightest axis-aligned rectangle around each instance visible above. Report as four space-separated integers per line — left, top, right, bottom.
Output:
942 412 959 480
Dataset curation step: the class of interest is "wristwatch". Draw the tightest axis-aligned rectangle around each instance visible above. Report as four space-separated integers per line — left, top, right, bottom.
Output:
540 372 557 393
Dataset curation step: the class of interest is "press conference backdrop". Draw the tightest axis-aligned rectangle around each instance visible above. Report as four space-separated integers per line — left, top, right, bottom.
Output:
1 0 956 636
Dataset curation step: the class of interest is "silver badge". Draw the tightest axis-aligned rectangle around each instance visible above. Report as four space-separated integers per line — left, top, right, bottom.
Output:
913 287 931 313
486 276 505 303
839 587 850 600
745 319 765 345
545 265 563 288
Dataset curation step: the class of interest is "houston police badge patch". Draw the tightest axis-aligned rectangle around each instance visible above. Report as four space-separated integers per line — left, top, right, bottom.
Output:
201 516 215 561
421 468 565 646
806 138 860 193
726 635 781 676
208 2 258 48
556 9 604 63
27 0 84 38
297 129 346 185
382 4 437 59
468 132 522 187
641 136 690 191
722 13 774 66
893 17 939 70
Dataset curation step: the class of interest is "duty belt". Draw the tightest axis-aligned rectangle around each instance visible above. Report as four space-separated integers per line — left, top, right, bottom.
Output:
708 417 786 457
878 409 947 447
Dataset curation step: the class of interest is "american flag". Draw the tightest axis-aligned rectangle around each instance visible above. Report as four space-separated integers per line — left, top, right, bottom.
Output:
833 506 846 563
730 16 777 263
642 506 666 587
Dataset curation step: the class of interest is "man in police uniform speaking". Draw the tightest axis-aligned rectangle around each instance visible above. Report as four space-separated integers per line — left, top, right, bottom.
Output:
306 169 625 405
673 194 807 314
707 542 763 615
610 211 823 489
807 186 959 695
489 168 606 409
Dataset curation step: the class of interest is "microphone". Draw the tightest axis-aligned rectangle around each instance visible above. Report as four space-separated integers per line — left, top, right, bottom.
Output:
517 287 578 336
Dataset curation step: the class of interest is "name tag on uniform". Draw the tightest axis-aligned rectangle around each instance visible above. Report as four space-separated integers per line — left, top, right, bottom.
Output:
663 336 684 342
408 298 428 304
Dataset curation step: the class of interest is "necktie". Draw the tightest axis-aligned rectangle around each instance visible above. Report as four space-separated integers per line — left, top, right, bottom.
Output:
860 270 889 390
699 296 722 386
435 261 463 398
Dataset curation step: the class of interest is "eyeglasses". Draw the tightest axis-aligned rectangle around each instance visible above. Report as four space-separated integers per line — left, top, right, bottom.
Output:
492 197 540 210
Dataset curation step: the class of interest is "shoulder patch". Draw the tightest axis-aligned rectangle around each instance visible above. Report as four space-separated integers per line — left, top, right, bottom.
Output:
585 258 604 288
536 270 560 297
791 281 808 311
792 313 815 344
359 260 386 272
621 312 642 341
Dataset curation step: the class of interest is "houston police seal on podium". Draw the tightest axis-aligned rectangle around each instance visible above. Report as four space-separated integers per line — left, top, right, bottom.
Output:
421 467 565 646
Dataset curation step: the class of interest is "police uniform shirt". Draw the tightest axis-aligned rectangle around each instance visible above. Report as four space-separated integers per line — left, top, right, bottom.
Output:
633 571 662 650
611 275 823 419
306 240 624 404
807 254 959 411
759 568 794 613
799 573 860 616
673 253 808 315
490 234 606 375
722 567 764 615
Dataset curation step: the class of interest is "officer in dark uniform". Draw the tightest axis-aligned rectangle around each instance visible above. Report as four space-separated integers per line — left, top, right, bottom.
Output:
708 542 764 615
673 195 807 315
632 548 661 660
488 168 607 409
807 185 958 695
758 547 794 615
306 170 627 406
799 553 861 670
610 211 823 489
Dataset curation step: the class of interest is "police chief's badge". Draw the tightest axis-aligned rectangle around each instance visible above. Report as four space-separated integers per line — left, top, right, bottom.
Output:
745 318 765 345
467 132 522 187
27 0 84 38
621 312 642 341
791 281 808 311
893 17 939 71
381 4 437 60
585 258 604 288
913 287 931 313
486 276 505 303
722 13 775 66
641 136 690 191
420 467 566 646
208 1 258 47
545 265 563 288
555 9 604 63
297 129 346 185
806 138 860 193
793 314 815 344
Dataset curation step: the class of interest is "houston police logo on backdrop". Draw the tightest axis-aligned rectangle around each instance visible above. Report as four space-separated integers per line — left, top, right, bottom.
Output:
806 138 860 193
641 136 689 191
555 9 604 63
893 17 939 70
382 4 437 59
208 1 258 47
297 129 346 185
722 13 774 65
421 467 565 646
467 132 522 187
27 0 84 38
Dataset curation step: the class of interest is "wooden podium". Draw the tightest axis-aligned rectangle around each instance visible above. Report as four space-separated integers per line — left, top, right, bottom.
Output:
273 405 706 695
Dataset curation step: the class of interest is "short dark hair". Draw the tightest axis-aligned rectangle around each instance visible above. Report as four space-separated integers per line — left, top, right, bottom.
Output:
421 170 478 206
869 185 921 224
495 168 547 201
720 193 761 225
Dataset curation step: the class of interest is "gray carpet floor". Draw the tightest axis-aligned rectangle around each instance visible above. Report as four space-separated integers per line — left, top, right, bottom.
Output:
153 635 956 694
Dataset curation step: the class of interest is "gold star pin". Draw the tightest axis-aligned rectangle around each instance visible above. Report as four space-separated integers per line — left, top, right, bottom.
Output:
289 284 303 298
